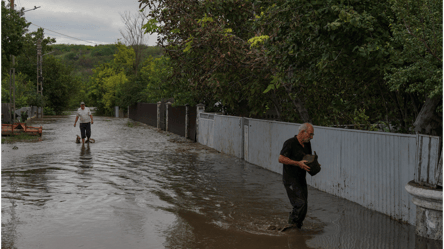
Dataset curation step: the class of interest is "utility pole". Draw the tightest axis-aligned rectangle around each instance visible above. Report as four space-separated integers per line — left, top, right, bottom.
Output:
9 0 16 123
37 39 43 118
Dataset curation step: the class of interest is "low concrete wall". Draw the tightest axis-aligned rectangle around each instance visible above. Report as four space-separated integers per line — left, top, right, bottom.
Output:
197 113 440 226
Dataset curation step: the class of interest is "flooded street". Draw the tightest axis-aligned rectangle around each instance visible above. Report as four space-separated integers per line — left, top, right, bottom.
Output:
2 114 441 249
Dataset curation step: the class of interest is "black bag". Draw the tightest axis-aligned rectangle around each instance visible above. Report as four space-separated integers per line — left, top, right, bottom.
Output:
303 151 321 176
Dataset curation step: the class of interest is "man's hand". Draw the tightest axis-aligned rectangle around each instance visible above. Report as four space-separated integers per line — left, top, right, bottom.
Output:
91 121 93 124
74 123 76 127
279 155 310 172
297 160 310 172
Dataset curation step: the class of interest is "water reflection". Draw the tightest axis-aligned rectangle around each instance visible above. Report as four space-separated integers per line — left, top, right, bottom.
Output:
79 143 92 170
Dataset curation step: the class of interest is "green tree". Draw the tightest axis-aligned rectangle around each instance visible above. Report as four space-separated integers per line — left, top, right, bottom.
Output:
139 56 174 103
386 0 442 135
140 0 278 115
1 0 30 76
88 42 134 115
137 0 441 134
254 0 397 125
1 72 37 108
42 56 81 114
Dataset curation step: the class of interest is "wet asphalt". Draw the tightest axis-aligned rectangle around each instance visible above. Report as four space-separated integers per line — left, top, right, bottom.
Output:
1 114 442 249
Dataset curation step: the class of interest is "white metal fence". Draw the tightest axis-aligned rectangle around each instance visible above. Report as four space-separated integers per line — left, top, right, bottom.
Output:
197 112 441 225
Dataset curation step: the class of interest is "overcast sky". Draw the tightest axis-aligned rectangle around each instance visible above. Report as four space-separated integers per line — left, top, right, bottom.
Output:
17 0 158 46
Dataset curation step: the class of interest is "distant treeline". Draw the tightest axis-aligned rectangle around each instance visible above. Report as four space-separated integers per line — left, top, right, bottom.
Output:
50 44 163 82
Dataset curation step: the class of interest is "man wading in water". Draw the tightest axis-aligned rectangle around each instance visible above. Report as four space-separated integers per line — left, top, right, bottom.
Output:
278 123 314 229
74 102 94 144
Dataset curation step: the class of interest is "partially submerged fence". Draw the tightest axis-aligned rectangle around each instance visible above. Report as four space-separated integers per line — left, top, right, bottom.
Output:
129 102 196 141
129 103 158 127
167 105 186 137
128 103 441 225
197 112 442 226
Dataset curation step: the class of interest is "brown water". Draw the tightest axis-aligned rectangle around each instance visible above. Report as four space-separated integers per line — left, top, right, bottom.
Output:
2 115 441 249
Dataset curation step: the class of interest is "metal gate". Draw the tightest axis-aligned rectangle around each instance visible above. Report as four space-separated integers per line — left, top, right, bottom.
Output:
129 103 157 127
168 105 186 137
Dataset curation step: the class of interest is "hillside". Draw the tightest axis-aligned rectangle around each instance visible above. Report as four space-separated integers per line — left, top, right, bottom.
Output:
50 44 163 82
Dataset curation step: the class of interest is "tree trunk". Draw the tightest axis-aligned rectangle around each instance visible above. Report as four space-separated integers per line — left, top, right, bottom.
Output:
282 82 312 123
413 96 442 136
290 95 312 123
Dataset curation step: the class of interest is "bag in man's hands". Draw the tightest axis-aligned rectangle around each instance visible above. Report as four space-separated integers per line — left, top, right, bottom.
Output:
303 151 321 176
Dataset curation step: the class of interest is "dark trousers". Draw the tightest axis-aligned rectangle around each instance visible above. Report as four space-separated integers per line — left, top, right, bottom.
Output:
79 122 91 139
284 177 308 226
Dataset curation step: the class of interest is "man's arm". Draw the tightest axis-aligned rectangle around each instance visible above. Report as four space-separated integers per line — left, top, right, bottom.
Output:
90 115 93 124
278 155 310 172
74 116 79 127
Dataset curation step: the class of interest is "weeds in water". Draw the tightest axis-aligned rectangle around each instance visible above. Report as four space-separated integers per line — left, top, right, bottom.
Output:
1 134 41 143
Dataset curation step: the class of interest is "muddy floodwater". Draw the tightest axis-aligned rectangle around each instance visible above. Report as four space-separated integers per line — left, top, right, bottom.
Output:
2 115 441 249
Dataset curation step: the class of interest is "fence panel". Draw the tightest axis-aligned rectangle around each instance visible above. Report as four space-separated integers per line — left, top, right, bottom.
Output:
198 113 215 148
168 105 186 137
129 104 137 120
129 103 157 127
200 116 422 225
213 115 243 158
159 103 166 130
188 106 197 141
438 153 443 186
415 134 442 188
304 127 417 225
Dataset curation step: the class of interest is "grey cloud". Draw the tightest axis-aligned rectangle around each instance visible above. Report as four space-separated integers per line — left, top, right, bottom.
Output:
20 0 157 45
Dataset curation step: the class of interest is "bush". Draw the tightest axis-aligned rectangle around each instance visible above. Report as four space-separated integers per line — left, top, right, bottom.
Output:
65 52 77 60
44 106 56 115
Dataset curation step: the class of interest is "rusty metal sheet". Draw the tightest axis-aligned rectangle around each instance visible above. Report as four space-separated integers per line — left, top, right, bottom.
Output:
2 123 42 136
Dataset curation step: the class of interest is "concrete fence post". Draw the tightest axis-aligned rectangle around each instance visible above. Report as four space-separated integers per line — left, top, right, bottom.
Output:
185 104 189 139
166 102 171 132
115 106 119 118
157 101 161 129
196 104 205 143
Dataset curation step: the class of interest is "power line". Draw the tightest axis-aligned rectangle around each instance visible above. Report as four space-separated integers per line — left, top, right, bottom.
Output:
24 6 41 12
30 23 97 45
